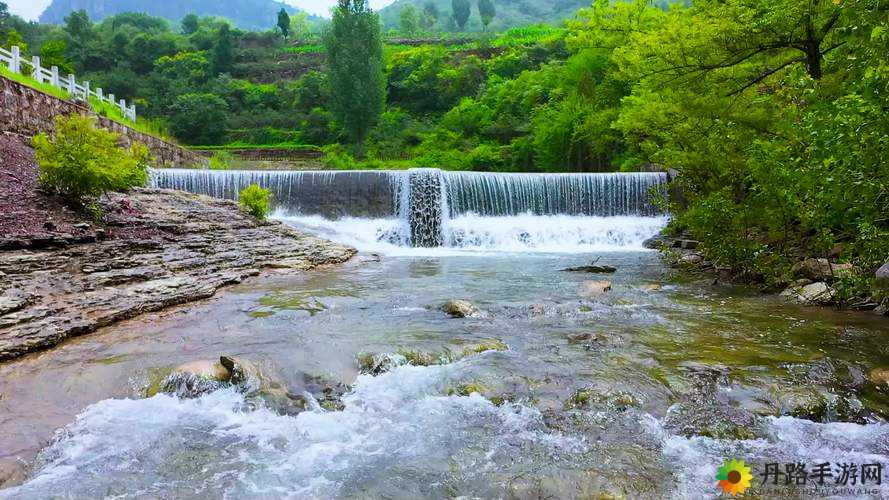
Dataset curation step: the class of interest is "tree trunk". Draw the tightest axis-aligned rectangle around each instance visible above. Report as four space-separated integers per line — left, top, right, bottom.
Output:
805 40 823 79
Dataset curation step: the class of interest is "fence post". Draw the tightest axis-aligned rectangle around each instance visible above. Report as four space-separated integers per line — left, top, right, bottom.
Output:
83 81 90 101
119 98 126 116
31 56 42 83
10 45 20 73
108 94 115 107
50 66 60 87
96 87 103 100
67 74 76 95
128 104 136 121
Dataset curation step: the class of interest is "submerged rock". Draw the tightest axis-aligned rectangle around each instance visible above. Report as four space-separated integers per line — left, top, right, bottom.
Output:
869 368 889 386
579 280 612 298
442 299 480 318
160 359 231 397
157 356 316 416
780 282 836 305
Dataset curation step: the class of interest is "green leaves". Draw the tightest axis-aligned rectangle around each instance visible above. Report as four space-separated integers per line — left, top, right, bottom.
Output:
34 115 150 203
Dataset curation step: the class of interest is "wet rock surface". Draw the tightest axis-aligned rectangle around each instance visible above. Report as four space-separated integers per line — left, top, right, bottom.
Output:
0 188 355 361
441 299 480 318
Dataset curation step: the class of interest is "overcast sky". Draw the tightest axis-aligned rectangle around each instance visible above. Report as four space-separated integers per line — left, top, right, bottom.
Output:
5 0 396 21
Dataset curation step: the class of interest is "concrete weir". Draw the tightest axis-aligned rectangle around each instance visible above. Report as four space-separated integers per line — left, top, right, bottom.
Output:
150 168 669 248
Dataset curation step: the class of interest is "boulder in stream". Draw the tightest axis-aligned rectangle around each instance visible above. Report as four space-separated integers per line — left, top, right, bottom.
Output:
780 282 837 305
442 299 480 318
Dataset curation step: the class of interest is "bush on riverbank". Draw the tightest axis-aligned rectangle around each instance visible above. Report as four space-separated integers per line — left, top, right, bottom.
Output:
33 115 151 204
239 184 272 219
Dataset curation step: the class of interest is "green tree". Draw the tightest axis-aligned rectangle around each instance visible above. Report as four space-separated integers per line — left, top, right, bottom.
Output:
168 93 229 144
63 10 96 70
39 39 74 75
212 23 234 74
323 0 386 149
399 5 421 36
477 0 495 31
277 8 291 38
0 1 9 37
181 14 199 35
422 2 439 29
290 12 311 41
452 0 471 31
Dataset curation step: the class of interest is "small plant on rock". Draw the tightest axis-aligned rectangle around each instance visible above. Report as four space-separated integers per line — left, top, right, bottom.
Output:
239 184 271 219
33 114 151 204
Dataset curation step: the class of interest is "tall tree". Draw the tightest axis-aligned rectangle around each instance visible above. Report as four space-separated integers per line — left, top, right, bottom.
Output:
277 8 291 38
181 14 199 35
63 10 96 71
399 5 420 36
477 0 495 31
422 1 439 30
212 23 234 74
0 2 9 34
323 0 385 149
452 0 471 31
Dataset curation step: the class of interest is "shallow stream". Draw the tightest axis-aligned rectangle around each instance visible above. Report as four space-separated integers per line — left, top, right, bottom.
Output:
2 211 889 498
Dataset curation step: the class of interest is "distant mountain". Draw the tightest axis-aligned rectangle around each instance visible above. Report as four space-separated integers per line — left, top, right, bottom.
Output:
39 0 313 30
379 0 590 31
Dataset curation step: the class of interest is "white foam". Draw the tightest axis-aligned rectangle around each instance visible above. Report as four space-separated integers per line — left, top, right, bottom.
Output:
643 414 889 498
278 212 668 256
4 358 584 499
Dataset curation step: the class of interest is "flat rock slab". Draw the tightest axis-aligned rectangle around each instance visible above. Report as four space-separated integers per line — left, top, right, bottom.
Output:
0 188 356 361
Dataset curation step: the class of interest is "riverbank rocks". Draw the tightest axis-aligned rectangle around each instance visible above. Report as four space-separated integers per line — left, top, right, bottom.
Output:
579 280 612 298
780 282 837 306
0 188 356 361
791 258 853 282
442 299 480 318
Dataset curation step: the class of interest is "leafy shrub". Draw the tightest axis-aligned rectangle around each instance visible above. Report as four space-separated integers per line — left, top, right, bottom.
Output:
322 144 360 170
34 115 151 203
239 184 271 219
208 151 233 170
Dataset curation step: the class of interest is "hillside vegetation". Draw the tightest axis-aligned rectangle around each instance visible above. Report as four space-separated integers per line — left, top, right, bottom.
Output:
38 0 314 31
0 0 886 299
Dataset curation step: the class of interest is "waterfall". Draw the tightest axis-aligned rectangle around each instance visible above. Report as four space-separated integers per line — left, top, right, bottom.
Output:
150 168 668 249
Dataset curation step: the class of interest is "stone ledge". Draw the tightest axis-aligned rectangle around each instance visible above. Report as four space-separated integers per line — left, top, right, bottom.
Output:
0 188 356 361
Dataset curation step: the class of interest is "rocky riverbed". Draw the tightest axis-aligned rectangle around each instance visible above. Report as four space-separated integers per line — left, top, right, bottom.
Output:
0 188 355 360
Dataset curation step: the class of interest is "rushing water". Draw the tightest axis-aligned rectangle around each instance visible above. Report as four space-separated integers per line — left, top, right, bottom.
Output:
2 170 888 498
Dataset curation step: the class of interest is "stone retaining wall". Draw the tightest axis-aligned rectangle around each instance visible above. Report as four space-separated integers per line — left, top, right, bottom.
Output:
0 75 205 167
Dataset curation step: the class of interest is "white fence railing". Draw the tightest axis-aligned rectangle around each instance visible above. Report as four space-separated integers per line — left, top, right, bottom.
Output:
0 45 136 122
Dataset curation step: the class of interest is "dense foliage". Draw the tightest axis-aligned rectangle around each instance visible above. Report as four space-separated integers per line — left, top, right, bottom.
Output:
3 0 886 293
34 114 150 202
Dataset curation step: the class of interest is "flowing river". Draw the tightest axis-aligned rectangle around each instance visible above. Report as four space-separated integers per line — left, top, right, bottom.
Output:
1 169 888 498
